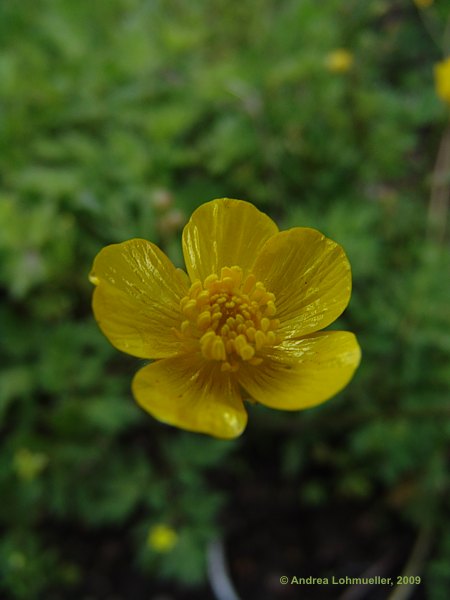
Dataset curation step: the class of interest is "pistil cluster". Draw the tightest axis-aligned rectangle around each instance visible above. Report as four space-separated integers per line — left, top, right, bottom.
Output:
179 266 280 371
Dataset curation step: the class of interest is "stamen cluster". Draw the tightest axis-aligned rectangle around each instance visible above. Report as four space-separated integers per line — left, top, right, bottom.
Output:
179 266 280 371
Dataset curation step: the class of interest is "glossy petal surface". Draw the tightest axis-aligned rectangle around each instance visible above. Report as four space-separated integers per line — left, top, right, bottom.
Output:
90 239 188 358
132 354 247 438
182 198 278 282
252 228 352 337
90 199 361 436
238 331 361 410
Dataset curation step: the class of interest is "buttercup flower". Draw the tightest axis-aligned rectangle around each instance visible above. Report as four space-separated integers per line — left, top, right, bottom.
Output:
434 57 450 105
90 199 361 439
13 448 49 481
325 49 354 73
147 524 178 553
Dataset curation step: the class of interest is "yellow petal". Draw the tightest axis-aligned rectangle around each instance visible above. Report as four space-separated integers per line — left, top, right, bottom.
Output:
238 331 361 410
182 198 278 282
90 239 188 359
132 354 247 439
434 57 450 104
252 228 352 337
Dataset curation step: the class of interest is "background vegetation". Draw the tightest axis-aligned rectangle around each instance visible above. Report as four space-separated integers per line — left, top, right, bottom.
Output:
1 0 449 598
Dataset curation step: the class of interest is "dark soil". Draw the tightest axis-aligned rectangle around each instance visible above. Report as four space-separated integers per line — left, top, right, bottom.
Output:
47 430 429 600
227 500 424 600
49 487 428 600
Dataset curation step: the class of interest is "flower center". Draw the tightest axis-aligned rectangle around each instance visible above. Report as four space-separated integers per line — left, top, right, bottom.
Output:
179 266 280 372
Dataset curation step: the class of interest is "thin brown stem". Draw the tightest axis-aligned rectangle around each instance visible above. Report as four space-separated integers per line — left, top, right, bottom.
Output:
387 525 433 600
427 125 450 243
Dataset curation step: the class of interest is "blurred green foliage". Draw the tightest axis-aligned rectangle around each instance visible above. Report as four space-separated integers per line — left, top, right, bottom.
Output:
1 0 449 598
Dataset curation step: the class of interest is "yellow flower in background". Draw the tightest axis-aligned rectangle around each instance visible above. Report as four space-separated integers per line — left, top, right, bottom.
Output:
434 57 450 104
90 199 361 439
413 0 433 8
8 552 27 570
147 524 178 553
13 448 48 481
325 49 354 73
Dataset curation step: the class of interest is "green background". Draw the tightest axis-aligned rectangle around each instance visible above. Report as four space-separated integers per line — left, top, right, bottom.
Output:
1 0 449 598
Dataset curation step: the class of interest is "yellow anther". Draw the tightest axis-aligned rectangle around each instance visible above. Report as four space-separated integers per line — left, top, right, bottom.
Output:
181 320 191 334
200 330 216 348
252 288 265 302
197 311 212 330
222 277 235 289
182 299 198 318
240 344 255 361
246 327 256 341
179 265 280 368
212 338 226 360
266 301 276 316
234 334 247 354
261 317 270 332
267 331 277 344
197 290 210 306
189 280 203 298
221 266 242 287
204 274 218 288
255 330 266 350
242 273 256 294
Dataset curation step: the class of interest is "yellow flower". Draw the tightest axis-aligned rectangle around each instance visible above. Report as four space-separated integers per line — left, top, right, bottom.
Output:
147 524 178 553
325 49 354 73
13 448 48 481
8 552 27 570
90 199 361 439
413 0 433 8
434 57 450 105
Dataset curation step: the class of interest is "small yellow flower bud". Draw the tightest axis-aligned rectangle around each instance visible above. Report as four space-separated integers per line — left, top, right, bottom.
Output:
325 49 354 73
413 0 433 8
147 524 178 553
13 448 48 482
8 552 27 570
